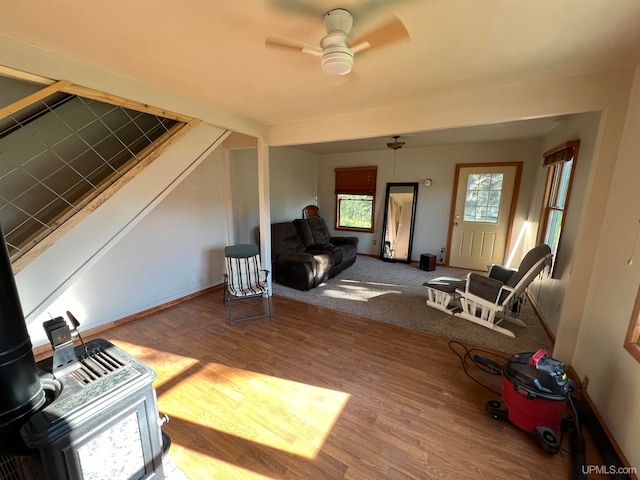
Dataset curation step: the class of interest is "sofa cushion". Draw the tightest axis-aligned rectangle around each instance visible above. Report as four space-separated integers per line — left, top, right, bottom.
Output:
293 219 314 246
271 222 305 258
295 217 333 247
306 217 332 245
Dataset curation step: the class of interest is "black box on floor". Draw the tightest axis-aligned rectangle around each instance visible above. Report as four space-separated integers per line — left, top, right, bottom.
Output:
420 254 437 271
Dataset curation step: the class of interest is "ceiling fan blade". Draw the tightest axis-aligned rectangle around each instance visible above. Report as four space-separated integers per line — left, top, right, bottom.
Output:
265 36 322 57
349 15 410 54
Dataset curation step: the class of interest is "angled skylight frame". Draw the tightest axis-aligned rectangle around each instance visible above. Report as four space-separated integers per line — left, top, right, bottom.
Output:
0 74 194 269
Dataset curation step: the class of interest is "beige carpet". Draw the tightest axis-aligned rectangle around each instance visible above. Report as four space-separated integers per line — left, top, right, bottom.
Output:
272 255 553 354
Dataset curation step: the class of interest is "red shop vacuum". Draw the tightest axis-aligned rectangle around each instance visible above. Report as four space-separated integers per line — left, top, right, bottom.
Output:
484 349 575 454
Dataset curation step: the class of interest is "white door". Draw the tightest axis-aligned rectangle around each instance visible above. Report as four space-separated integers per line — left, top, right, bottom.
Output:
448 164 520 270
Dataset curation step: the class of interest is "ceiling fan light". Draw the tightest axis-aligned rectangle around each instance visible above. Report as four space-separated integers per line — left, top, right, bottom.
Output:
387 141 405 150
321 50 353 75
387 136 405 150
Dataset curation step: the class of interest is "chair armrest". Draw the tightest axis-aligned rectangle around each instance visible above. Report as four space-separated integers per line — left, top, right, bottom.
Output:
259 269 270 282
488 264 516 283
330 236 359 247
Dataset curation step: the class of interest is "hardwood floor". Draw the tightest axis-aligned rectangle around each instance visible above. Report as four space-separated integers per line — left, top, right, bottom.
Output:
88 291 598 480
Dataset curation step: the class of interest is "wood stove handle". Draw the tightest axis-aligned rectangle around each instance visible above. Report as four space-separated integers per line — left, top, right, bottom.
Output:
159 413 170 426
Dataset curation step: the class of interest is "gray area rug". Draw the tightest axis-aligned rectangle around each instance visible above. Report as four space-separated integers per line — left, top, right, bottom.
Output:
272 255 553 354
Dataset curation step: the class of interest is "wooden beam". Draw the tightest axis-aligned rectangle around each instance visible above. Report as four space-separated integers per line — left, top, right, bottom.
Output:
62 84 193 123
0 66 193 124
0 64 54 86
0 80 71 122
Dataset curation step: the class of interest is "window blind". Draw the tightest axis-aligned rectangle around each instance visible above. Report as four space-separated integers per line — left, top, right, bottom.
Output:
543 140 580 167
335 166 377 194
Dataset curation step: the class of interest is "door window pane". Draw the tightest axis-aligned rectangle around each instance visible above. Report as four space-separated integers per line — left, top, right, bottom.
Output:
464 173 503 223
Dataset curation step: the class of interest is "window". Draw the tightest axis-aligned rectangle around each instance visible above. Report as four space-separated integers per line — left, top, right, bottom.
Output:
337 194 374 229
538 140 579 276
463 173 503 223
625 287 640 362
335 166 377 232
0 74 189 267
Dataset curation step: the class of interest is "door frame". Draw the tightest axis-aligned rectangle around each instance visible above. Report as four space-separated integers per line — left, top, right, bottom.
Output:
445 162 523 267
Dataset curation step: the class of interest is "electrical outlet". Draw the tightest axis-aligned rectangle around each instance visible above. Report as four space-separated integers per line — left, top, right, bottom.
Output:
372 240 377 245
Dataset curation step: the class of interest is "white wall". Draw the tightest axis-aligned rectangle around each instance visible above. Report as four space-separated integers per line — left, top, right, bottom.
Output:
19 126 229 347
570 69 640 470
269 147 319 223
229 146 319 239
525 112 603 336
229 149 261 244
317 139 542 261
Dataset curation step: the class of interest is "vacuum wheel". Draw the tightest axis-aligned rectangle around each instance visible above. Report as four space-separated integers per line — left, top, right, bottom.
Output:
485 400 508 420
534 426 560 455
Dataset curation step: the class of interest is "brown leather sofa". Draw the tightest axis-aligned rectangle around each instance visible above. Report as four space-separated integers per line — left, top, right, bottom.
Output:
271 217 359 291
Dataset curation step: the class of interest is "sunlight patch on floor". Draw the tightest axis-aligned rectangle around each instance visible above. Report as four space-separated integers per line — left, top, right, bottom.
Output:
109 339 200 393
340 278 403 288
161 363 350 459
169 445 275 480
319 279 403 301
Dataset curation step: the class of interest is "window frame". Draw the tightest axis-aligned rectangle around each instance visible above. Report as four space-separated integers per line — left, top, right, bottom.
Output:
334 166 377 233
537 140 580 277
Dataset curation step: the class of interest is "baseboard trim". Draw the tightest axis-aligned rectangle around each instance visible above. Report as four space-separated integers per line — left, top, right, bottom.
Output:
524 290 555 345
113 285 221 327
567 367 638 480
33 284 222 361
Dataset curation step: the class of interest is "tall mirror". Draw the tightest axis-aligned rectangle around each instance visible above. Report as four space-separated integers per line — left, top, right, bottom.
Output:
380 182 419 263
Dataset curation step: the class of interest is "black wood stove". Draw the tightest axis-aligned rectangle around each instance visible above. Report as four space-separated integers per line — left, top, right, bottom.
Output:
0 229 168 479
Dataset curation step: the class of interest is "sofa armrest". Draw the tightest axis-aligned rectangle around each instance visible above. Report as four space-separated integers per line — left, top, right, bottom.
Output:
272 254 316 291
306 243 334 251
330 236 359 247
275 252 316 263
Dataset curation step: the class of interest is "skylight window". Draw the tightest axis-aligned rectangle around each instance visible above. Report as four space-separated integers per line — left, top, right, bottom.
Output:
0 76 185 264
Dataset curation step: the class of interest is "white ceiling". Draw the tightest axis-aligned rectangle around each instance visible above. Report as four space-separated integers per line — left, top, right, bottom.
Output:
1 1 640 152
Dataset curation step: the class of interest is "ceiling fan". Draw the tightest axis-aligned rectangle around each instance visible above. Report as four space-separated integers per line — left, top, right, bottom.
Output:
265 8 410 76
